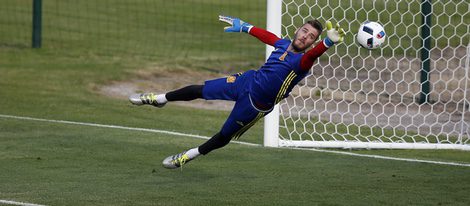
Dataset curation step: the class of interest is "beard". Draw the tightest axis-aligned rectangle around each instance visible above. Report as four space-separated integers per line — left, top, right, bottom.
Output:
292 38 307 52
292 33 308 52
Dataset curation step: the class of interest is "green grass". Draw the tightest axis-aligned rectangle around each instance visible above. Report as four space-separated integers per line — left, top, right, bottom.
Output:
1 1 470 205
1 119 470 206
1 41 470 206
0 0 267 62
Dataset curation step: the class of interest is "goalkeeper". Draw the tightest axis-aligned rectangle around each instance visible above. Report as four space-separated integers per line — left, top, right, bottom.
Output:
129 15 345 169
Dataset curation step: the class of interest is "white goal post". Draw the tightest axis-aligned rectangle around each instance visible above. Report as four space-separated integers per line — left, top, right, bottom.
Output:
263 0 283 147
263 0 470 150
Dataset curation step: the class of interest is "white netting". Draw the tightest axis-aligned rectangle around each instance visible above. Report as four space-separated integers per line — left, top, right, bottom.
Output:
278 0 470 149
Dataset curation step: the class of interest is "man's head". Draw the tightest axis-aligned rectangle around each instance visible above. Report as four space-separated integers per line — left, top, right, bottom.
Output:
292 20 323 52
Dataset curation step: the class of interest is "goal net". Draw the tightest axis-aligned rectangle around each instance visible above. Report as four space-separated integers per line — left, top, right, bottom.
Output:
266 0 470 150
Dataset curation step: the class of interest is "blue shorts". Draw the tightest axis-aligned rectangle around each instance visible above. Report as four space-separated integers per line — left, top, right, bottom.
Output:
202 70 267 139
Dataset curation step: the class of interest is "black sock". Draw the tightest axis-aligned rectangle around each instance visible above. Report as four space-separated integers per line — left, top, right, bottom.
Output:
165 85 203 101
198 132 231 155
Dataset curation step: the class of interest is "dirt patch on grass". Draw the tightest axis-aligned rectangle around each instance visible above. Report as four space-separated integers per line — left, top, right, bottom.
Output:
99 66 235 111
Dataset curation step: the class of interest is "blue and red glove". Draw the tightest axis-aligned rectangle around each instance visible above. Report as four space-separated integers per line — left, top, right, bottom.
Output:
218 15 253 33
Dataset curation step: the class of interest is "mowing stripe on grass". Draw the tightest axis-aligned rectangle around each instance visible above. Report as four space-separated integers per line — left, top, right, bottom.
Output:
1 114 469 167
0 200 46 206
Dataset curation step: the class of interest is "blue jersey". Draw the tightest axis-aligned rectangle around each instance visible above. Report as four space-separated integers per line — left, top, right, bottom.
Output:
201 39 310 139
248 39 309 109
200 35 326 140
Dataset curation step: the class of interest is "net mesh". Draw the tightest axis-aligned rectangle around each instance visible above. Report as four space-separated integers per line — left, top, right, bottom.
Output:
279 0 469 148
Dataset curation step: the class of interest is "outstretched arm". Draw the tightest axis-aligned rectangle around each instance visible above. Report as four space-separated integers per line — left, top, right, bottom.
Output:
299 40 329 70
300 21 345 71
219 15 281 46
248 27 281 46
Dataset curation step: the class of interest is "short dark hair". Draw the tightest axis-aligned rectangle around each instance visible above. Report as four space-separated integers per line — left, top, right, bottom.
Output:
306 19 323 40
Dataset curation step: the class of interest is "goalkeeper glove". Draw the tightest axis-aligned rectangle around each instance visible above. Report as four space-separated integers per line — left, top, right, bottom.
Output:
323 21 345 47
218 15 253 33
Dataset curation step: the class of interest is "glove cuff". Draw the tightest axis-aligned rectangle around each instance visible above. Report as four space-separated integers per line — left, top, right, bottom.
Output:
241 23 253 33
323 37 334 48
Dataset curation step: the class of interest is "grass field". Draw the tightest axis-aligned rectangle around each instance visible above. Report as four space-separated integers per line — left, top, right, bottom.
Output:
1 1 470 205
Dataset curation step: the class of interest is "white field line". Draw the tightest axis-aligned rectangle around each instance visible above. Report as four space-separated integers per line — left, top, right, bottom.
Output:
1 114 469 167
0 200 46 206
289 147 470 167
0 114 259 147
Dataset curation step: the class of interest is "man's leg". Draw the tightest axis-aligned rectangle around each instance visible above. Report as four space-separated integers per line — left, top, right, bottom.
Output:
198 132 231 155
161 132 230 169
129 85 203 107
129 72 248 107
166 85 203 101
162 93 265 169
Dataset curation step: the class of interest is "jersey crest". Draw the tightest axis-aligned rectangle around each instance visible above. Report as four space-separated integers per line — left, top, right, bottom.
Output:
279 51 288 61
226 76 236 83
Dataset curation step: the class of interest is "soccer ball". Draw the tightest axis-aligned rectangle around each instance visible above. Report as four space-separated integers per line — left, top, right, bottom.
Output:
357 21 386 49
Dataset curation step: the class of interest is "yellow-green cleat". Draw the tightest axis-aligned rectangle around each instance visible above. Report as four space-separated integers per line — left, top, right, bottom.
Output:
162 151 192 169
129 93 166 107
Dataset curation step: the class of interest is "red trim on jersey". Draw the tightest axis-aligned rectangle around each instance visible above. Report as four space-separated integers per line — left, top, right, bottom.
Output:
299 40 329 71
249 27 281 46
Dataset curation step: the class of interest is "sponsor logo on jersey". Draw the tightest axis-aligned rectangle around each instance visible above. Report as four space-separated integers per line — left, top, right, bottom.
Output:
236 121 245 126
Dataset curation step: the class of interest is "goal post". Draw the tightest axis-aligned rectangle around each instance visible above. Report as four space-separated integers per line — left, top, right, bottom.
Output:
264 0 470 150
263 0 283 147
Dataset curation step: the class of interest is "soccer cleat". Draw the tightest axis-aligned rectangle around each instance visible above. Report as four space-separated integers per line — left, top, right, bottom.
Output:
162 151 192 169
128 93 166 107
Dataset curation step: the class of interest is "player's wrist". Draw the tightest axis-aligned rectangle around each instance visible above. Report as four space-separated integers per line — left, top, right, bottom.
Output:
323 37 334 48
241 23 253 33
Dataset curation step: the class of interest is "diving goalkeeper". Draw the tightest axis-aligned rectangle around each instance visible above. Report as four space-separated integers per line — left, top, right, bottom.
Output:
129 15 345 169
